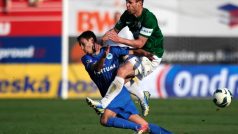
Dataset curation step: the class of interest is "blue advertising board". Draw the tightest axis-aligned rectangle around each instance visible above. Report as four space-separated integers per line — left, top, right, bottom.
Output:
158 65 238 98
0 37 61 63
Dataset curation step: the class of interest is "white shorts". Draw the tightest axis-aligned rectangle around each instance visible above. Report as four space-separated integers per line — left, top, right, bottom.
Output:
127 55 162 80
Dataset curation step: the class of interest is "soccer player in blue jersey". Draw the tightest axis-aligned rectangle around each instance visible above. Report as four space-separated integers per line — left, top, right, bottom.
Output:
77 30 172 134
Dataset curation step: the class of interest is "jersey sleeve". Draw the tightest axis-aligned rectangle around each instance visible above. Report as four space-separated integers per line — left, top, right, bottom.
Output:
81 55 95 71
114 11 127 31
140 12 157 38
110 46 129 57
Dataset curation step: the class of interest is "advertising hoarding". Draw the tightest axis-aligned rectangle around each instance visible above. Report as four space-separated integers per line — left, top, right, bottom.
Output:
140 65 238 98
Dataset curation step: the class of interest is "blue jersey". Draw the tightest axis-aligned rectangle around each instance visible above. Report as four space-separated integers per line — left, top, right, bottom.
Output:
81 46 129 97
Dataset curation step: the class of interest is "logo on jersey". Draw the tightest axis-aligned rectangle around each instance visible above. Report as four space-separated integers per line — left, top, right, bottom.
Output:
94 64 116 75
86 59 92 63
126 21 132 25
106 53 113 60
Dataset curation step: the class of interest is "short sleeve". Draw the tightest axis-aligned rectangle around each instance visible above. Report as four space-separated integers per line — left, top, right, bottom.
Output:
81 55 95 71
140 12 157 37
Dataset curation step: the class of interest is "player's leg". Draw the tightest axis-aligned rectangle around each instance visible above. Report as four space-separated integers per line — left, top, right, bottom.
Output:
98 61 135 108
100 89 143 132
128 114 148 126
134 56 162 80
148 124 173 134
86 76 126 109
125 79 151 116
101 109 141 131
100 108 116 125
129 114 149 134
86 56 153 112
99 54 157 109
128 115 173 134
125 56 154 116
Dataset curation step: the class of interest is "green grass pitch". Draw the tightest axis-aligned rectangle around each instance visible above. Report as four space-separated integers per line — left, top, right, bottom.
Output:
0 99 237 134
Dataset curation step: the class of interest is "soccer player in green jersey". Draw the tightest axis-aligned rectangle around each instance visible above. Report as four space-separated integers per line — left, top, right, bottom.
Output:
87 0 163 117
105 0 163 57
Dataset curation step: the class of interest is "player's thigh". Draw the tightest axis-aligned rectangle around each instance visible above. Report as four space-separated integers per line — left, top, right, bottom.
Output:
150 55 162 69
128 114 148 126
117 62 135 78
137 56 162 80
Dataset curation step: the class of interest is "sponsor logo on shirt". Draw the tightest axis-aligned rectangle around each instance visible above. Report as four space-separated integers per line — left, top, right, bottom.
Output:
126 21 132 25
94 64 116 75
106 53 113 59
86 59 92 63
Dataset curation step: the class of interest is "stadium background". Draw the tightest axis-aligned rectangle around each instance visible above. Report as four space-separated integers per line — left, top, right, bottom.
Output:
0 0 238 134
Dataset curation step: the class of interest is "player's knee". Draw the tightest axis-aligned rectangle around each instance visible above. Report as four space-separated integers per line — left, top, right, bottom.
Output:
117 67 127 78
137 120 148 127
100 116 108 126
144 122 149 127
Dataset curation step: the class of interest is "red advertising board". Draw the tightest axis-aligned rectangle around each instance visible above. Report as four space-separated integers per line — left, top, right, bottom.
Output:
0 0 62 36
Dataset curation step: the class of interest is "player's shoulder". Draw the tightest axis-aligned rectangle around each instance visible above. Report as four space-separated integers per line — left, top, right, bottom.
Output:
143 8 156 20
121 10 136 20
81 54 93 65
81 54 90 60
122 10 130 17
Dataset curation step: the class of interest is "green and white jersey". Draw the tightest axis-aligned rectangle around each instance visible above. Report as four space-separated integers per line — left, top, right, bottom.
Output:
115 8 164 57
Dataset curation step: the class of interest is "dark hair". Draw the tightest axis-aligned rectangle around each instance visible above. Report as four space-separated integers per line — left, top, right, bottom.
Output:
77 31 97 45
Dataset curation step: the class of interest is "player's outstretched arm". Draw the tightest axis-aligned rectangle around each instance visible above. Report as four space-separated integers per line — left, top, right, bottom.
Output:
102 28 119 42
105 30 148 49
129 49 154 60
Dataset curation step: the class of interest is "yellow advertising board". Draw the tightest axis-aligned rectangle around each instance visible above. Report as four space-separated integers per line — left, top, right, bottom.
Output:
0 64 61 99
0 64 101 99
67 63 101 99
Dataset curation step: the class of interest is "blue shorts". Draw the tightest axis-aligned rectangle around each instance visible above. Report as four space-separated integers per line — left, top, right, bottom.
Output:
107 86 139 120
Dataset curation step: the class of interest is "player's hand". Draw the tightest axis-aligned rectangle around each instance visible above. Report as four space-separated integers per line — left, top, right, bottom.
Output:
145 52 155 61
137 49 154 61
93 43 101 52
102 33 109 42
102 29 114 41
103 46 110 58
107 31 120 43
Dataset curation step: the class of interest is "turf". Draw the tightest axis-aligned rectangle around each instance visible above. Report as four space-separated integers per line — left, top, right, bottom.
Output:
0 99 237 134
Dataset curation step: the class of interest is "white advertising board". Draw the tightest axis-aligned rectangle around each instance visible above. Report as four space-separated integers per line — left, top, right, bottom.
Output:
68 0 238 37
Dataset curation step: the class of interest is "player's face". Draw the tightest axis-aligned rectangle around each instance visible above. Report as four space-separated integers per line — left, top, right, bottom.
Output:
126 0 140 15
79 38 94 54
